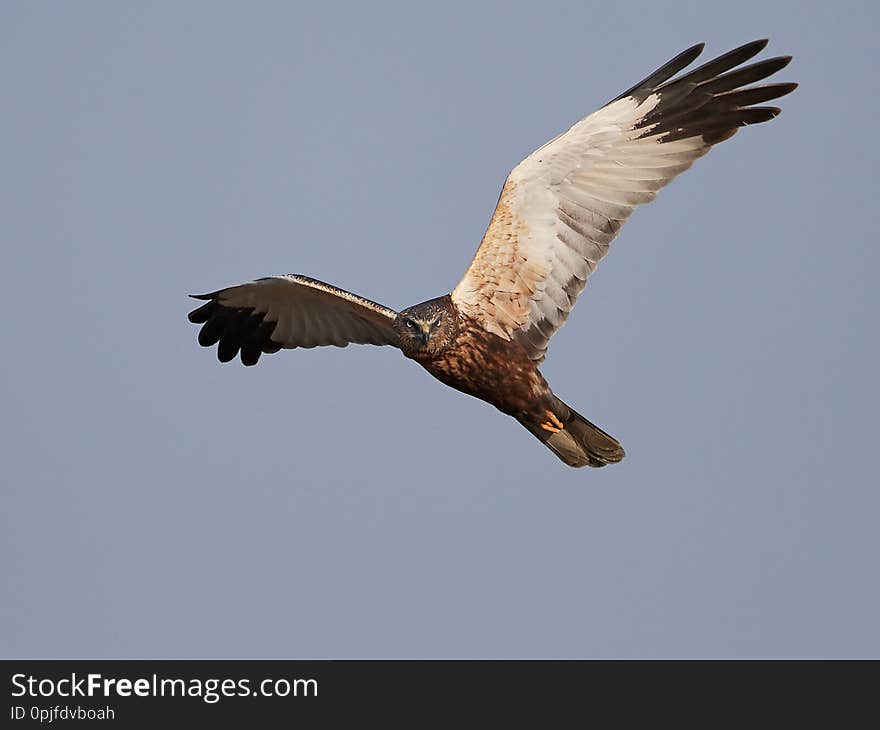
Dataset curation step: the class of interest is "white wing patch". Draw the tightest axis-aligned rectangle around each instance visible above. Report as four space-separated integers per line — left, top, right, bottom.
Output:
452 40 794 363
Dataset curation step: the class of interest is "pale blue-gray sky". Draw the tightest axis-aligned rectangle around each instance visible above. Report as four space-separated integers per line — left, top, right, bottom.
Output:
2 1 877 658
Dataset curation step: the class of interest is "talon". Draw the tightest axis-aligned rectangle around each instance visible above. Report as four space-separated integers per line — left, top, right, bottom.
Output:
539 418 563 434
540 411 564 432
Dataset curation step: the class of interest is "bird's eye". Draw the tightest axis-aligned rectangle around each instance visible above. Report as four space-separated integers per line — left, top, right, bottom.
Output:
433 318 441 328
404 318 414 329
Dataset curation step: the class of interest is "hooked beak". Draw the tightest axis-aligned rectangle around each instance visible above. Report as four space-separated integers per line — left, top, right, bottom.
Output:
418 328 430 346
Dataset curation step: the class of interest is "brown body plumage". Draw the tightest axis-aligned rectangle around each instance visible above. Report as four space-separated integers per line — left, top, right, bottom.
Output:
393 296 624 466
187 40 796 468
408 304 549 418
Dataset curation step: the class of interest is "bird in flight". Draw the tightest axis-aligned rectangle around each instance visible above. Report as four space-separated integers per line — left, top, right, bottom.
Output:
189 39 795 468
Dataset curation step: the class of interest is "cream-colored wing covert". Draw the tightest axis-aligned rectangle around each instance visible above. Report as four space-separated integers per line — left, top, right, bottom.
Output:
188 275 399 366
451 39 796 363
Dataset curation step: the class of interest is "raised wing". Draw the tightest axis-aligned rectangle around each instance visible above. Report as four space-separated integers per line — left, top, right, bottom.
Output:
187 275 399 366
451 39 796 363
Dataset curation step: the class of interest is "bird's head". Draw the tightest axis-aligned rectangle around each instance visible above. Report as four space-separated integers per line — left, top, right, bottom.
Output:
394 296 457 358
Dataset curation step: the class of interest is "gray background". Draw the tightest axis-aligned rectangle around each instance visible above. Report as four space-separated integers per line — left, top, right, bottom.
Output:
2 1 877 658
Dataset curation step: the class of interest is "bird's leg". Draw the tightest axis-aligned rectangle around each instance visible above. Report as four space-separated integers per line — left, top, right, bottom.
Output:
539 410 564 434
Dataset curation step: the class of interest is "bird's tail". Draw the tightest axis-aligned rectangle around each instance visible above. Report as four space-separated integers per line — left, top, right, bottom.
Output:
519 395 625 468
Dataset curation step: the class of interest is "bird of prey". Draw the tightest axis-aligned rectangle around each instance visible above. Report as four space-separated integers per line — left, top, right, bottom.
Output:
188 39 795 468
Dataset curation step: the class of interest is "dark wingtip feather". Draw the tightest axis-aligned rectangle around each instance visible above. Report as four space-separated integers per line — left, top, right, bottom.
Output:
217 337 240 363
746 106 783 122
716 82 798 107
703 127 739 145
631 39 794 145
187 300 215 324
699 56 793 95
188 291 281 366
682 42 707 62
197 319 224 347
655 39 775 95
610 42 705 104
742 38 769 55
240 347 261 366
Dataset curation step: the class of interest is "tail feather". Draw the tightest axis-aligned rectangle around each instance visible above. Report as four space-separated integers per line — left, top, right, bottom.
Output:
520 395 625 468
